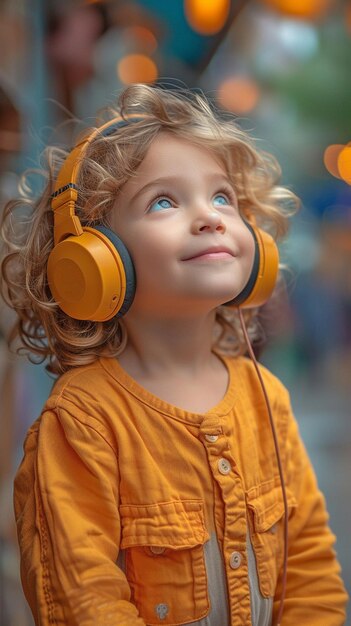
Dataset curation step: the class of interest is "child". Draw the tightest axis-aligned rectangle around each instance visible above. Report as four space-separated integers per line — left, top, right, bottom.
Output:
1 83 348 626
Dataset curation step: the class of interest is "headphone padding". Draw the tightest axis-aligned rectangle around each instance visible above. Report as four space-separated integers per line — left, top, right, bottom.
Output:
224 221 279 309
225 221 260 307
93 225 136 318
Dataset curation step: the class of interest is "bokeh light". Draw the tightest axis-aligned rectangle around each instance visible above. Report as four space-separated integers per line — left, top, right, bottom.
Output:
184 0 230 35
217 77 260 114
337 145 351 185
259 0 334 20
123 26 158 54
277 20 319 59
323 144 345 179
117 54 158 84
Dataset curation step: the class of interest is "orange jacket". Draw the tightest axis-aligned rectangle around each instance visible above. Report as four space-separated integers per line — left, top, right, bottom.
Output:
14 356 348 626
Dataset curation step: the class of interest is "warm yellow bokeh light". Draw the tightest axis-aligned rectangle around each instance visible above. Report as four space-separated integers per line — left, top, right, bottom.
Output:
217 77 260 114
338 146 351 185
124 26 158 54
184 0 230 35
117 54 158 85
259 0 334 19
323 144 345 179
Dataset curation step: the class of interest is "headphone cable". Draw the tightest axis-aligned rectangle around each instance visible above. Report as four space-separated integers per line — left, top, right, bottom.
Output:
238 308 288 626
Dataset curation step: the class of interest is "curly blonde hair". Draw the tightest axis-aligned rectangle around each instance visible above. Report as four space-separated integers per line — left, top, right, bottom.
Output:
0 83 297 375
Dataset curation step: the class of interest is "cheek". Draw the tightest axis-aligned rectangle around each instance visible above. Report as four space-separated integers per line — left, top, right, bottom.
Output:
127 234 172 274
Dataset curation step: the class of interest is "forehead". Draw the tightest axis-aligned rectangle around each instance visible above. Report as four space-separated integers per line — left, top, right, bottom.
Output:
130 132 227 183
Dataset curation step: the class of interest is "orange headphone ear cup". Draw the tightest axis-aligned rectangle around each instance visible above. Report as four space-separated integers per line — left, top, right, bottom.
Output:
47 226 136 321
225 221 279 309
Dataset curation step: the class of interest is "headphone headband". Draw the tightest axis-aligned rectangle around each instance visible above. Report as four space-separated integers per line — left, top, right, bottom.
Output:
51 115 144 244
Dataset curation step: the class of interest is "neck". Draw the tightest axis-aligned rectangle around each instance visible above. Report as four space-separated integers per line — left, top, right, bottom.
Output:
119 310 217 378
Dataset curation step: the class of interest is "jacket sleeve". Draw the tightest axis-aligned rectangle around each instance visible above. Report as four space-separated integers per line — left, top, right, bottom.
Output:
272 385 349 625
14 403 146 626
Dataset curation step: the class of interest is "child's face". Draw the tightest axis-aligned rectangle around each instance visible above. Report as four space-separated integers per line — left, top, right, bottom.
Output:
111 132 255 317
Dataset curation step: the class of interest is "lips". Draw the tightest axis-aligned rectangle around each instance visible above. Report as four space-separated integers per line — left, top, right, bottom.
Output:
182 246 235 261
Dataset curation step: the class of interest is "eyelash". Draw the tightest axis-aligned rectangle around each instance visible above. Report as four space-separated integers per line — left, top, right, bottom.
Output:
147 186 237 211
147 191 176 211
215 186 237 206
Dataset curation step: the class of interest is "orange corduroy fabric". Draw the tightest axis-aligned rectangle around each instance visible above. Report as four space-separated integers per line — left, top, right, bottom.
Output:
14 355 348 626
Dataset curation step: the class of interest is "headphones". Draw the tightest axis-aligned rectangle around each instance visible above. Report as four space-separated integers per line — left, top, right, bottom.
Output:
47 115 279 321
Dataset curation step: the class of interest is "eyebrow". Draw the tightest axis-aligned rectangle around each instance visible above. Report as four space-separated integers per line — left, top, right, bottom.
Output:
128 173 234 204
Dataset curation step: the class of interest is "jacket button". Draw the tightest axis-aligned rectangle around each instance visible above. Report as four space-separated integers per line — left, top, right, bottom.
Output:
150 546 166 555
229 551 242 569
205 434 218 442
218 458 231 474
155 603 169 620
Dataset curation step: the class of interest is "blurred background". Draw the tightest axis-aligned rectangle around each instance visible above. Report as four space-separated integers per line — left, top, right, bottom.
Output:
0 0 350 624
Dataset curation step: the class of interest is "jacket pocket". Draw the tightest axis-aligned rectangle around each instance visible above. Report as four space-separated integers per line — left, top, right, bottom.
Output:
246 482 297 597
119 499 210 625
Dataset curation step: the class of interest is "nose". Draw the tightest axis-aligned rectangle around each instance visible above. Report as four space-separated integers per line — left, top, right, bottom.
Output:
191 208 226 234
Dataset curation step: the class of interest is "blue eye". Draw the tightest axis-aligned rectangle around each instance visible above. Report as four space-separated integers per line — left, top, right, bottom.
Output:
149 197 173 212
213 193 230 207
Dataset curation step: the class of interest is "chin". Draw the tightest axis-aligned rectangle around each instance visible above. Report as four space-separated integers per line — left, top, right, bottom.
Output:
188 286 246 310
199 279 248 301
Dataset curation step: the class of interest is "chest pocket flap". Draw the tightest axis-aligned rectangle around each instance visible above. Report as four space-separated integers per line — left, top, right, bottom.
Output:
247 483 297 533
119 500 210 626
120 499 209 550
246 483 297 597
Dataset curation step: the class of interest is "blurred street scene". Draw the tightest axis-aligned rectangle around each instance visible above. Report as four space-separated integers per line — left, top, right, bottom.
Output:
0 0 350 624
